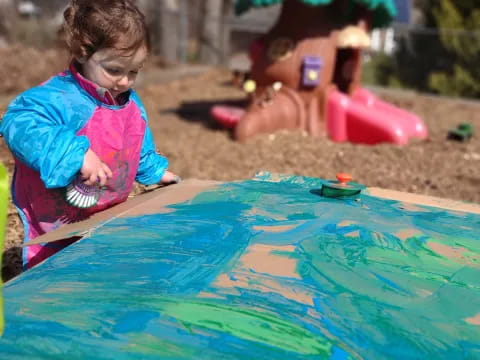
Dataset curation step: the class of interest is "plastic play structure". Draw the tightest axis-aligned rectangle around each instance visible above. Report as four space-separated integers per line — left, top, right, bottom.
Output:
212 0 428 145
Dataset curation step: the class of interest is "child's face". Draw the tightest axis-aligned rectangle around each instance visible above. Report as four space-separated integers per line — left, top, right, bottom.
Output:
79 45 148 98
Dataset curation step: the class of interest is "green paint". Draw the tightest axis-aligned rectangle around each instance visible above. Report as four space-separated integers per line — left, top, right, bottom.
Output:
16 293 334 356
161 300 333 355
302 230 480 303
124 334 198 358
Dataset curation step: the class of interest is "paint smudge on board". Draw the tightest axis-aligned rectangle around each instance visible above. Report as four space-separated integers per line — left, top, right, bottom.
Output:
0 173 479 359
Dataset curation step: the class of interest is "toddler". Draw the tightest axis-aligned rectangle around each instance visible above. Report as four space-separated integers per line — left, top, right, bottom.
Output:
0 0 179 269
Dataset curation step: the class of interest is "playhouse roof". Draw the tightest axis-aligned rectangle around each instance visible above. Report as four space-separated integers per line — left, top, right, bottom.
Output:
235 0 398 28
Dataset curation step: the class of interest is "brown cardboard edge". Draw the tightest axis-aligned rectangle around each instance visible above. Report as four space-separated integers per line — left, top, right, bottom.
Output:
367 187 480 215
23 179 221 247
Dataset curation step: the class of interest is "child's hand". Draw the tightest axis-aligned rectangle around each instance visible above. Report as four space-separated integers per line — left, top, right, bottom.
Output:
80 149 113 186
160 170 181 185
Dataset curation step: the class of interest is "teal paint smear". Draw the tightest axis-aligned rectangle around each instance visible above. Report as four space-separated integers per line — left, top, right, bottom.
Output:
0 173 479 359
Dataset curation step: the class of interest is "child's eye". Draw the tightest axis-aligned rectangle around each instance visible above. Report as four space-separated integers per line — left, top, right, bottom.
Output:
130 70 139 75
106 68 122 75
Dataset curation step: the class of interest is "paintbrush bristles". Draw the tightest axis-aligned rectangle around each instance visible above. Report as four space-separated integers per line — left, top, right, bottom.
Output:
65 178 102 209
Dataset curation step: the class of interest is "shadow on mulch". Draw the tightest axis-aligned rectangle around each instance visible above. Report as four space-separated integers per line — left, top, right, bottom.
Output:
2 247 22 283
166 98 247 131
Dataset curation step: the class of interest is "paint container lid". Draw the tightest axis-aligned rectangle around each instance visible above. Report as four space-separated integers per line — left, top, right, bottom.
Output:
320 173 365 198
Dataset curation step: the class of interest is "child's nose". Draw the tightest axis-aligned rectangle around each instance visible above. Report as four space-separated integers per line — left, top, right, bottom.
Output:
117 75 130 87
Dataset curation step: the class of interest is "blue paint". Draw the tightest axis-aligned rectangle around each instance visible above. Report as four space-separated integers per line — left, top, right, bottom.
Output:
371 272 410 294
114 311 159 334
0 173 479 359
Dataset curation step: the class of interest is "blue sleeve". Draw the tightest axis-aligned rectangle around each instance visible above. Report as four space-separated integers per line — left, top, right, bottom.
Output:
0 92 90 188
131 91 169 185
135 127 169 185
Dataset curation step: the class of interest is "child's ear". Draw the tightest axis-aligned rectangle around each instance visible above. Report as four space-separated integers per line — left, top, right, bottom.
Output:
76 56 87 64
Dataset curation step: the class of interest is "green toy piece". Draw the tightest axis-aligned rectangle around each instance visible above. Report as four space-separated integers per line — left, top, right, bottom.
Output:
320 173 366 198
447 123 474 142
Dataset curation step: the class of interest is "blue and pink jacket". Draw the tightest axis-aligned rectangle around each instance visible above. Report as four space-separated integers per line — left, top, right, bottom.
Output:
0 65 169 269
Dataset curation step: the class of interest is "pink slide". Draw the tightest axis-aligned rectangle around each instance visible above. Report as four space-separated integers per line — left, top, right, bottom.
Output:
210 105 245 129
327 88 427 145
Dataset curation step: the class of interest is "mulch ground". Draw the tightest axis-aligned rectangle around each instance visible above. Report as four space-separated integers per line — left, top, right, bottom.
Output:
1 47 479 281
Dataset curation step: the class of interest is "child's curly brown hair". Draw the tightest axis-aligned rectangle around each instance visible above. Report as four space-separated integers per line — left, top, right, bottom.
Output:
61 0 150 61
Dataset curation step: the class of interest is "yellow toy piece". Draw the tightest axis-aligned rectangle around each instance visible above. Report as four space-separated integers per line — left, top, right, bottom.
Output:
243 79 256 94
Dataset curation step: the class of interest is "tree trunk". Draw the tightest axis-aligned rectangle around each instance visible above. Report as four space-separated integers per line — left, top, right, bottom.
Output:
199 0 223 65
0 0 15 47
150 0 179 63
220 0 234 64
177 0 189 63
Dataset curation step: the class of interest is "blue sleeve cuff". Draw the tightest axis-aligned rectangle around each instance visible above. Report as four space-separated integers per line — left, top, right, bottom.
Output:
135 153 169 185
136 124 170 185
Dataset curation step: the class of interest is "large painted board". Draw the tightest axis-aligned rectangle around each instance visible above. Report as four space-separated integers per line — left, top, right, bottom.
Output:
0 173 479 359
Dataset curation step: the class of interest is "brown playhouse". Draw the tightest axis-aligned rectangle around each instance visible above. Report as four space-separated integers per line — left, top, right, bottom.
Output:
212 0 427 144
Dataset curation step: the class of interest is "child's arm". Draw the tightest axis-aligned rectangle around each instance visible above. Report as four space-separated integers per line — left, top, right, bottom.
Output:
0 93 90 188
131 92 178 185
135 126 171 185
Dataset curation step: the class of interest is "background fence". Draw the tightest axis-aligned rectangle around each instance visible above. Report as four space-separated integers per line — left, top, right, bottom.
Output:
1 0 480 99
